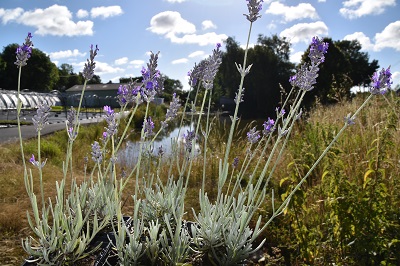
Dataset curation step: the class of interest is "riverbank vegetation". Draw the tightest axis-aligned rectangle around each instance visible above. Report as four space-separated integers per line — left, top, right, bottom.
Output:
1 91 399 264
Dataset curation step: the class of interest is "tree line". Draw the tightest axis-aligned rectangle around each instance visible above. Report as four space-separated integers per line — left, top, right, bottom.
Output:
1 35 380 117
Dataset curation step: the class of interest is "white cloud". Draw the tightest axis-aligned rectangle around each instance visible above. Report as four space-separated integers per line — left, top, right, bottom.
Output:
202 20 216 30
130 60 145 68
343 32 374 50
188 51 205 58
92 61 124 75
172 58 188 64
90 6 123 19
76 9 89 19
148 11 227 46
318 0 326 2
265 2 319 22
165 0 186 2
374 21 400 51
280 21 328 43
114 57 129 65
1 5 94 36
340 0 396 19
392 71 400 86
290 51 304 64
0 7 23 24
148 11 195 35
169 32 228 46
49 49 86 60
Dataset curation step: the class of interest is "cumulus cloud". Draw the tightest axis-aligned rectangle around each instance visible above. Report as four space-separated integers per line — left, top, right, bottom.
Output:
343 32 374 50
280 21 328 43
76 9 89 18
114 57 129 65
202 20 216 30
90 6 123 19
49 49 86 60
168 32 228 46
188 51 205 58
130 60 145 68
340 0 396 19
148 11 227 46
0 7 23 24
172 58 188 64
290 51 304 64
265 2 319 22
0 5 93 36
148 11 195 35
91 61 124 75
374 21 400 51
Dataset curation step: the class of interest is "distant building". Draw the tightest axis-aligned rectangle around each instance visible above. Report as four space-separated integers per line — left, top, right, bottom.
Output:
65 83 164 108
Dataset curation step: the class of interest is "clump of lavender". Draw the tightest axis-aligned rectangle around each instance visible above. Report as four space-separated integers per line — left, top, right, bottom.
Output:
244 0 264 22
103 105 118 138
370 66 392 95
32 101 51 132
289 37 328 91
202 43 223 90
15 32 33 67
117 84 130 106
91 141 103 163
247 127 260 144
82 45 99 81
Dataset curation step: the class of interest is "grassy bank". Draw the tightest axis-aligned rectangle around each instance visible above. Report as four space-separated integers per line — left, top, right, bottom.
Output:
1 93 399 264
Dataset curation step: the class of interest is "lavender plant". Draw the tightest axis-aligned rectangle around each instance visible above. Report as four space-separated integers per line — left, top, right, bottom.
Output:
17 0 393 265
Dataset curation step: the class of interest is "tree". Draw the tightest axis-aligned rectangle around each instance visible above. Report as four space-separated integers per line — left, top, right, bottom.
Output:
299 38 379 107
56 63 84 91
215 35 295 118
0 44 59 92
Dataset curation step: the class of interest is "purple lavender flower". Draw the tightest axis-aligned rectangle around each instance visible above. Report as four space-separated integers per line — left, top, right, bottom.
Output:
188 60 207 87
103 105 118 137
82 44 99 81
244 0 264 22
15 32 33 67
32 101 51 132
290 37 328 91
117 84 130 105
247 127 260 144
309 36 329 64
202 44 223 90
91 141 103 163
370 66 392 95
29 154 47 169
234 87 245 104
135 51 164 102
232 157 239 168
158 145 165 157
164 93 181 125
183 130 196 152
143 117 155 136
262 118 275 135
345 113 356 126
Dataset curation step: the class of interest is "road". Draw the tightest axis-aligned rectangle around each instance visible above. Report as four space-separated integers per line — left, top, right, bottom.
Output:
0 110 103 143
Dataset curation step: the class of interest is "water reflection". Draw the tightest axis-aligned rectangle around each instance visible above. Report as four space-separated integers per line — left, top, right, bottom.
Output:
117 123 200 168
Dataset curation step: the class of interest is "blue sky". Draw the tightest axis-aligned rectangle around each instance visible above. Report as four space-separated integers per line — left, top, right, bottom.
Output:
1 0 399 91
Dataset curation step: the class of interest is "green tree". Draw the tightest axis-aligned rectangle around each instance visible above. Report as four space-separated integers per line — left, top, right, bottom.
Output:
300 38 379 107
56 63 84 91
0 44 59 92
215 35 295 118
